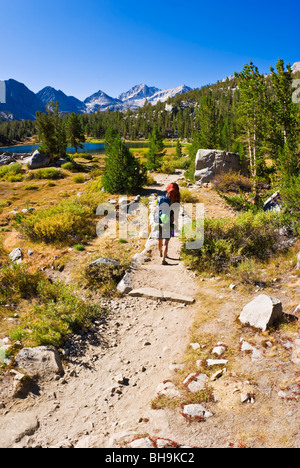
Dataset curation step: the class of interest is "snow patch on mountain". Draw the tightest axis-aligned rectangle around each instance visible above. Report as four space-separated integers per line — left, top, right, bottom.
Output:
117 83 160 103
148 85 192 105
292 62 300 73
84 90 123 113
83 84 192 113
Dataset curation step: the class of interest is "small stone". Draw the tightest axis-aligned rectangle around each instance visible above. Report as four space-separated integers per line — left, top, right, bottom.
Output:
206 359 228 367
190 343 200 351
182 404 213 420
240 393 255 404
211 369 225 381
212 345 226 357
157 381 181 399
129 438 154 449
188 374 209 393
9 248 22 262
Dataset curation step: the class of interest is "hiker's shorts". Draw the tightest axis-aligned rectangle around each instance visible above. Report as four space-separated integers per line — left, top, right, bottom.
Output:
158 224 175 241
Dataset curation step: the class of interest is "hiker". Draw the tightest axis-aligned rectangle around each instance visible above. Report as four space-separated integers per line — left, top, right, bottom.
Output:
157 182 181 265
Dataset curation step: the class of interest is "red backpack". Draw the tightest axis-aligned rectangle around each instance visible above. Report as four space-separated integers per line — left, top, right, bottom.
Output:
166 183 180 204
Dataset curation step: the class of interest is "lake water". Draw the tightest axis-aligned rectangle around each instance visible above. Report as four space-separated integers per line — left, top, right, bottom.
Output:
0 141 154 154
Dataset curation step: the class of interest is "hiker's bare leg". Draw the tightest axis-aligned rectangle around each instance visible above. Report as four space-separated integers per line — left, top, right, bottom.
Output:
163 240 170 262
158 239 163 257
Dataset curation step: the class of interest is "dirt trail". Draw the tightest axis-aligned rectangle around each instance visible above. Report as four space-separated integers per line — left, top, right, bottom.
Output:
0 172 202 448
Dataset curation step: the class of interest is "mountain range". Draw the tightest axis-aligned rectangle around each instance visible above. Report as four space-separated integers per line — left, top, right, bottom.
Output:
0 80 192 121
1 62 299 122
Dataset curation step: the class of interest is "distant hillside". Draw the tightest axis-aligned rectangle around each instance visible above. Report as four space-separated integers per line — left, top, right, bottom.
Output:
37 87 86 114
0 79 45 121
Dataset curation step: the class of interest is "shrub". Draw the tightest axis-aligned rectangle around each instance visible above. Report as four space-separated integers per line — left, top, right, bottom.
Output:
181 211 284 273
7 276 105 348
24 184 39 191
84 260 128 296
61 161 76 171
30 168 62 180
74 244 85 251
0 200 11 213
7 174 24 182
73 174 85 184
180 189 199 204
75 153 93 161
0 163 23 181
27 281 103 346
217 191 257 212
21 199 95 244
213 170 253 193
0 263 43 300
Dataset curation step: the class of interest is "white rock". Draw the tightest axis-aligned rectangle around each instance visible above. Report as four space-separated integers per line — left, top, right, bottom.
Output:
241 340 263 362
190 343 200 350
15 346 64 380
239 294 283 331
188 374 209 393
296 252 300 269
9 248 22 262
206 359 228 367
212 345 226 357
156 381 181 399
182 404 213 420
129 438 154 449
183 373 197 385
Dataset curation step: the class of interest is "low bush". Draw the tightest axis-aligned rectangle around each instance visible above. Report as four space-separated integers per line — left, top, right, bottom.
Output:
27 280 103 347
160 156 191 174
24 184 39 191
21 199 95 244
0 264 105 348
0 163 23 182
73 174 85 184
0 263 43 300
84 260 128 296
217 191 258 212
213 170 253 193
29 168 63 180
61 161 76 171
181 211 285 273
180 188 200 204
74 244 85 251
0 200 11 213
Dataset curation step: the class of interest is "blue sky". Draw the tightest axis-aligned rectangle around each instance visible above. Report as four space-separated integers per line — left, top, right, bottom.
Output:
1 0 299 100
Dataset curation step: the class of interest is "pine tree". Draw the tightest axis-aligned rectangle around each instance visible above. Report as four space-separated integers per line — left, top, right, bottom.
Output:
196 93 220 149
269 59 300 180
102 131 147 194
176 140 183 158
36 101 67 160
66 113 86 154
36 109 56 160
235 63 268 203
146 126 166 171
